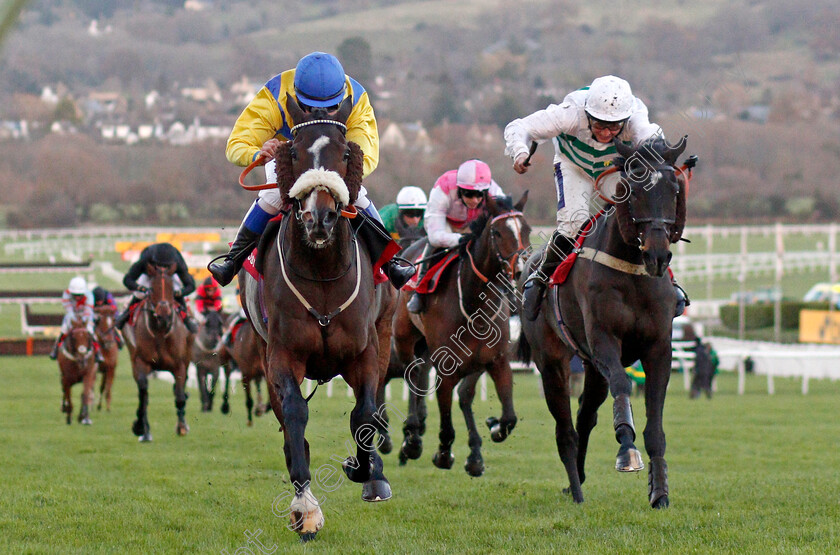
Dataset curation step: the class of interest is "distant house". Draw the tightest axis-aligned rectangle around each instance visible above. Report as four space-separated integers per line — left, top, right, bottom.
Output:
181 80 222 103
379 121 433 154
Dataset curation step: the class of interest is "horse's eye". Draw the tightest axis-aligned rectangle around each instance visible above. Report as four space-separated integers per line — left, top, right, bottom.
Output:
289 146 298 161
343 148 351 162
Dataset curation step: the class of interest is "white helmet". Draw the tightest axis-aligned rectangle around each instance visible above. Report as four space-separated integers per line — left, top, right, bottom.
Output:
68 276 87 295
585 75 634 122
396 186 428 210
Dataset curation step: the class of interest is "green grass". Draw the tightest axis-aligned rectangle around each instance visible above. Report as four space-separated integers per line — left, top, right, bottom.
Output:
2 355 839 553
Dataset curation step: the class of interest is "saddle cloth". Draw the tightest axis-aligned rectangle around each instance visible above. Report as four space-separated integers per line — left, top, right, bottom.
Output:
404 250 459 294
548 211 604 287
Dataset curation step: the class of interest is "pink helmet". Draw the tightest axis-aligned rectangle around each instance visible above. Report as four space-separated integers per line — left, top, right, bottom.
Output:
456 159 492 191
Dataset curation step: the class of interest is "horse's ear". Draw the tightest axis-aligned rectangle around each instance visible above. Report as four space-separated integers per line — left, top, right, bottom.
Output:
275 141 295 204
664 135 688 166
344 141 364 204
614 138 635 160
336 95 353 124
285 93 306 127
514 190 529 212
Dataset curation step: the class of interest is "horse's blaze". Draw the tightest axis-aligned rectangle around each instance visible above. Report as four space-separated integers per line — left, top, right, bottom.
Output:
289 488 324 534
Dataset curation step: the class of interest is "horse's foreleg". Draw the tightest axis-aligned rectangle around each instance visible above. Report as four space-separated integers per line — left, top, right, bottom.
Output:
174 364 189 436
374 378 392 454
132 361 152 441
432 374 457 470
345 347 392 502
220 362 233 414
397 349 430 465
196 365 210 412
590 345 642 472
79 363 96 425
457 372 484 477
104 365 115 412
539 360 583 503
575 361 609 485
485 358 518 443
207 367 219 411
640 346 672 508
62 378 73 425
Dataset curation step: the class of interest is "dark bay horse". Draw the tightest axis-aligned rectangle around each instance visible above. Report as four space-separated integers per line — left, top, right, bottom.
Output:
58 318 98 425
237 95 396 540
518 137 692 507
218 318 268 426
193 309 225 412
94 305 120 412
392 193 531 477
124 263 193 441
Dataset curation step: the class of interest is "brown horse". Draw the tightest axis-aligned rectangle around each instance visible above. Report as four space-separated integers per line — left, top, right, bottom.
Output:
218 319 268 426
517 137 691 507
237 95 396 540
124 263 193 441
58 318 98 425
192 309 226 412
94 305 120 412
392 193 531 477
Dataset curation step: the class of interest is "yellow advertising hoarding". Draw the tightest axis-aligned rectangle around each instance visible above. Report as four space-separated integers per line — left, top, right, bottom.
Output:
798 309 840 344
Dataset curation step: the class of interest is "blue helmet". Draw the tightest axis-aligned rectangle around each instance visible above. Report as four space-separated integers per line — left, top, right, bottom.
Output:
294 52 347 108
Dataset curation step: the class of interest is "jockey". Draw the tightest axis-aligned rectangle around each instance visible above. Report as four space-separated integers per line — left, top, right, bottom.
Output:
195 276 223 315
92 285 123 349
380 186 427 248
49 276 104 362
208 51 414 290
504 75 690 320
406 159 504 314
114 242 199 334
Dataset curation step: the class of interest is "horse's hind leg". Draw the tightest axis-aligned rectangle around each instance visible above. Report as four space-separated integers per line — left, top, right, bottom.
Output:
197 366 211 412
243 376 254 427
174 364 189 436
132 362 152 441
207 368 219 412
79 365 96 425
540 360 583 503
457 372 484 477
484 358 518 443
575 362 609 484
398 356 430 465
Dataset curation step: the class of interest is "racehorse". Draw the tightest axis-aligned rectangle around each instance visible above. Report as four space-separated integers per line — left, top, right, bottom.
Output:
193 309 225 412
94 305 120 412
392 193 531 477
58 318 98 425
517 137 692 507
124 262 193 441
237 95 396 540
218 319 268 426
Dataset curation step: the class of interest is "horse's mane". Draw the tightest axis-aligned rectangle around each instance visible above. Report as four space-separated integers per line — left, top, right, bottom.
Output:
274 140 364 207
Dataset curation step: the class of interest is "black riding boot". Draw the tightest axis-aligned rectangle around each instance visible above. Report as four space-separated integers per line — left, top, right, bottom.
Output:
208 226 261 287
673 280 690 318
522 230 576 321
176 296 200 334
407 244 433 314
49 334 64 360
115 296 141 330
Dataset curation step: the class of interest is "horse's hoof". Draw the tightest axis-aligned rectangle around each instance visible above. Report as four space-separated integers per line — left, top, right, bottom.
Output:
432 451 454 470
616 448 644 472
132 420 145 436
247 420 253 427
400 438 422 460
138 433 153 442
464 455 484 477
378 434 393 455
562 486 585 504
398 449 408 466
221 404 230 415
81 417 92 426
176 423 190 436
255 405 266 417
362 479 392 502
299 532 317 543
651 494 669 509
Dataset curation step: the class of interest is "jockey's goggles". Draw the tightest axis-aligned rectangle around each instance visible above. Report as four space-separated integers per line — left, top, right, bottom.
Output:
401 209 424 218
460 189 484 199
587 115 627 132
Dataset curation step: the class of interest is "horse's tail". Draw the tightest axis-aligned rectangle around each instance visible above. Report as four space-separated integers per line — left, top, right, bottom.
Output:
515 329 532 365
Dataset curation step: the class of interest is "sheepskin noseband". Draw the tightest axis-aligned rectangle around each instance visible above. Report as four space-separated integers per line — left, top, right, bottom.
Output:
287 168 350 206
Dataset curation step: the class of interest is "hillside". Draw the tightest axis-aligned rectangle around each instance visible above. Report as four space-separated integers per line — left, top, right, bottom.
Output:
1 0 839 226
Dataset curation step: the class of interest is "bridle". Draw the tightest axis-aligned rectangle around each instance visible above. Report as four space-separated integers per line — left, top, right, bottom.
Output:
464 211 528 283
61 326 94 365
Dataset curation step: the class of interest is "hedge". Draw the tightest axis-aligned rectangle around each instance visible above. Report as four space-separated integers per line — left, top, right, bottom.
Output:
719 301 831 330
